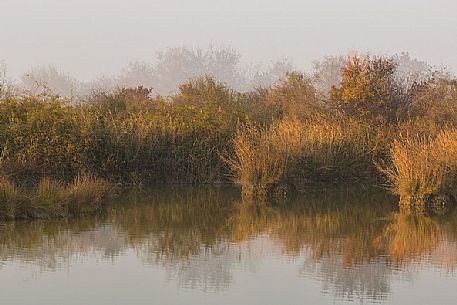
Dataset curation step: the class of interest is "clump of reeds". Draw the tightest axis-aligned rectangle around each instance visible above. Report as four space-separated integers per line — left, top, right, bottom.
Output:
66 176 113 215
379 129 457 208
225 122 288 200
227 117 380 200
0 177 19 219
0 176 113 220
33 178 67 217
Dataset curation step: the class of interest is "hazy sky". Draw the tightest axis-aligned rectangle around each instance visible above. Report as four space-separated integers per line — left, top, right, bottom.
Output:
1 0 456 80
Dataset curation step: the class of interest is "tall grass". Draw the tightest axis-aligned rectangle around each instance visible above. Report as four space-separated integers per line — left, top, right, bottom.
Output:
67 176 113 215
227 117 384 199
0 177 19 219
380 129 457 208
0 176 113 219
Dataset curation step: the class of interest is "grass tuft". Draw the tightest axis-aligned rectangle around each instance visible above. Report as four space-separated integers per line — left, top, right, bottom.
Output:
0 176 113 220
379 129 457 208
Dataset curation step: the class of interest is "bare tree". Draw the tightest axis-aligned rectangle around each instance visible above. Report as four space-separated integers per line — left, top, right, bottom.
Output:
21 65 82 99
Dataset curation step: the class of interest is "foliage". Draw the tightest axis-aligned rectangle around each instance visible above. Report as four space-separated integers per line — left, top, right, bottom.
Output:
330 56 401 122
1 54 457 209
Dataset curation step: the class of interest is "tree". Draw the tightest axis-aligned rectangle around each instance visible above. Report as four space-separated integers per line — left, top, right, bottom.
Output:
330 56 401 122
21 65 81 99
152 46 244 95
312 55 347 96
264 72 321 119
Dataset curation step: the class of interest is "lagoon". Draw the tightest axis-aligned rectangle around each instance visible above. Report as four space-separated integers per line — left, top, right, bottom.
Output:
1 186 456 305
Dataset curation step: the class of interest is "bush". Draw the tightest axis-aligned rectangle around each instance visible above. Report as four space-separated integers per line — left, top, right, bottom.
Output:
330 55 401 122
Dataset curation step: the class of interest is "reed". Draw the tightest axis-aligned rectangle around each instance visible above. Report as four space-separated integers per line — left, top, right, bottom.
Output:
0 177 19 219
0 176 113 219
380 129 457 208
66 176 113 215
227 117 383 200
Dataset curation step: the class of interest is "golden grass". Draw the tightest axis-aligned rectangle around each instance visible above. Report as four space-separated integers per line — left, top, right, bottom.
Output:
0 176 113 219
66 176 113 215
227 117 382 200
380 129 457 207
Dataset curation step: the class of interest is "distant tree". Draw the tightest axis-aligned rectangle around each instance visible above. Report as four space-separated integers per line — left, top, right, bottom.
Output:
248 60 294 89
312 55 347 96
152 46 244 95
21 65 81 98
117 61 155 89
0 60 17 100
393 52 433 91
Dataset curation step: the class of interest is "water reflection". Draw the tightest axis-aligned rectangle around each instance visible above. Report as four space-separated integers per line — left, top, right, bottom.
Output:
1 186 457 303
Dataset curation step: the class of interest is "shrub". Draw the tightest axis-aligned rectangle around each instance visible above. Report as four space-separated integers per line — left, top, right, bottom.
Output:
330 55 401 122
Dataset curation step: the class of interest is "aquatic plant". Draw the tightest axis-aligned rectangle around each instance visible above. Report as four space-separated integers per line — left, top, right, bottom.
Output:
380 129 457 208
0 177 18 219
0 176 113 220
227 117 382 199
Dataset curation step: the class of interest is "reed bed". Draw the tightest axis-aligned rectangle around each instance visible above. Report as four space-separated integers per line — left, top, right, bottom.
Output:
227 117 384 199
0 176 113 220
380 129 457 209
1 56 457 210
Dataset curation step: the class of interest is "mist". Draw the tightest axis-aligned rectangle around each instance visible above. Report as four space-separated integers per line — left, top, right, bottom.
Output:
1 0 456 80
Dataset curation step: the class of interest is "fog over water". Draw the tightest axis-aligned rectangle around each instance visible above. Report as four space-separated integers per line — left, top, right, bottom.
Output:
1 0 456 95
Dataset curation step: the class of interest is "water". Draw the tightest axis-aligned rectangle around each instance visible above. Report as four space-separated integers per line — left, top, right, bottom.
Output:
1 186 457 305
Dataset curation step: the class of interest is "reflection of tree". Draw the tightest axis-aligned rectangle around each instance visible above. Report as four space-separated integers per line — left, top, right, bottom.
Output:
1 186 457 298
301 256 393 303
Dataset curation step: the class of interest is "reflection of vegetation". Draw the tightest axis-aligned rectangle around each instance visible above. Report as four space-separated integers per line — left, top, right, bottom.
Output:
377 213 444 265
112 186 237 261
232 188 397 266
1 187 457 298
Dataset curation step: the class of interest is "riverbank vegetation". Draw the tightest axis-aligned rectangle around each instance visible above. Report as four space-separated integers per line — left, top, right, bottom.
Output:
1 53 457 213
0 176 112 220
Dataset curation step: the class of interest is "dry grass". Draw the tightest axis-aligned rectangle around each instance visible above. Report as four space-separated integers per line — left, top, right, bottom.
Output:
34 178 67 216
66 176 113 215
0 177 19 219
380 129 457 207
227 117 382 200
0 176 113 220
225 122 288 199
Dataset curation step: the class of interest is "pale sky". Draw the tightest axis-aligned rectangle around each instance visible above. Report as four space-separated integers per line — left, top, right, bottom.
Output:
1 0 456 80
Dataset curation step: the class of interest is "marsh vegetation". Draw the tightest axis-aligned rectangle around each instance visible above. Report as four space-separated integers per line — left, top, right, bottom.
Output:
1 53 457 215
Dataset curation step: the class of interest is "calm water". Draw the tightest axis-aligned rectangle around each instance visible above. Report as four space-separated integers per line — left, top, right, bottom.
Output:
1 186 457 305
